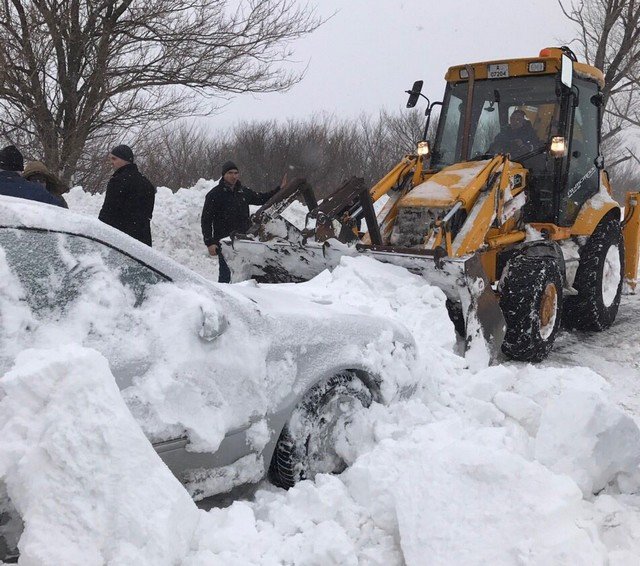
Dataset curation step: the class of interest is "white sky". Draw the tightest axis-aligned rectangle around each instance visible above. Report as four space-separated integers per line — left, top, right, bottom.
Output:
206 0 576 130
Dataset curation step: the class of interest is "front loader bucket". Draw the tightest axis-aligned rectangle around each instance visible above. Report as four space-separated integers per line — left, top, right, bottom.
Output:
221 236 359 283
359 246 506 365
221 236 506 364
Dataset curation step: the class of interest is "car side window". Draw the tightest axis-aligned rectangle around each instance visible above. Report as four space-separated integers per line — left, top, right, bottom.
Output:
0 228 168 313
91 242 168 306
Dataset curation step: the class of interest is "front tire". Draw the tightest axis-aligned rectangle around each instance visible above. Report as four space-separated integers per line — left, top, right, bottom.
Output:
564 216 624 331
269 371 373 489
500 255 563 362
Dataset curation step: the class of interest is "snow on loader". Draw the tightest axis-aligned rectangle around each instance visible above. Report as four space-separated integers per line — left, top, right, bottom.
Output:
221 47 640 364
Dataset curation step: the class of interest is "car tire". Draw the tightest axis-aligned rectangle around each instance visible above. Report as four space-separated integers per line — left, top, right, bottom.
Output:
563 216 624 331
500 254 563 362
268 371 373 489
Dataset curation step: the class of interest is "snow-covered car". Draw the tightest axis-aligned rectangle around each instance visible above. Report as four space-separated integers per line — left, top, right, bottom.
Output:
0 195 416 558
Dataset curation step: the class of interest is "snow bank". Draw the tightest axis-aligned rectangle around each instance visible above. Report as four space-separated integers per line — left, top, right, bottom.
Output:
352 430 603 565
535 390 640 495
67 181 314 282
0 345 200 565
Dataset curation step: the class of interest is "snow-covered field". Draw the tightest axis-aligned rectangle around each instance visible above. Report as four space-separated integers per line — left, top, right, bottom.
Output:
2 182 640 565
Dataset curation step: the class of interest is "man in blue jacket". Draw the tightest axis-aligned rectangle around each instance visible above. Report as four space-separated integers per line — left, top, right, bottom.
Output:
0 145 65 207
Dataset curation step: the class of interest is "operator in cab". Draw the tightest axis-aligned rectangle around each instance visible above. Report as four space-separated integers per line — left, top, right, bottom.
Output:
489 109 538 156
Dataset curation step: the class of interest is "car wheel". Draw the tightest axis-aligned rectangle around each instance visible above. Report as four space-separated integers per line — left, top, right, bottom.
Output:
268 371 373 489
563 216 624 331
500 254 563 362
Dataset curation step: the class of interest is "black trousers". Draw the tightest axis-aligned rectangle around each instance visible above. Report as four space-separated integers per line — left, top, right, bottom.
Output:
218 253 231 283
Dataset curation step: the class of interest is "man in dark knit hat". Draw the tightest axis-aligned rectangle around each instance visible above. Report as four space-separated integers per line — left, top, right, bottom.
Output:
201 160 285 283
0 145 65 207
99 144 156 246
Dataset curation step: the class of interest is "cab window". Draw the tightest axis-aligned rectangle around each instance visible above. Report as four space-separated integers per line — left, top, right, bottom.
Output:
562 78 599 224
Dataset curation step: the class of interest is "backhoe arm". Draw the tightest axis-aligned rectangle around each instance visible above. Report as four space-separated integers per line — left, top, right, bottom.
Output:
370 154 424 201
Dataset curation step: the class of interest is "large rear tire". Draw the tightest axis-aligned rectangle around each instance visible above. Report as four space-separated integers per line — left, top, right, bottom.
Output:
269 371 373 489
500 255 563 362
563 216 624 331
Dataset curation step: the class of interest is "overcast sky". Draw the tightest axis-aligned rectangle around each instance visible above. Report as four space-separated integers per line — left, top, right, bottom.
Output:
207 0 574 130
206 0 577 130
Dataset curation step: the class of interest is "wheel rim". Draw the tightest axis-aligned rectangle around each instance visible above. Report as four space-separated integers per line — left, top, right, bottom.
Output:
539 282 558 340
305 393 361 476
601 244 621 307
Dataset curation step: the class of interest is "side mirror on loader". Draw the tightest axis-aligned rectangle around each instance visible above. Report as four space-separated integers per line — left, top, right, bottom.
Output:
561 54 573 89
406 80 424 108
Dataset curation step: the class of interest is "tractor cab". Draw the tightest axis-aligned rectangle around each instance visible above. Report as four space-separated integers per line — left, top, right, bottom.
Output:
430 47 604 227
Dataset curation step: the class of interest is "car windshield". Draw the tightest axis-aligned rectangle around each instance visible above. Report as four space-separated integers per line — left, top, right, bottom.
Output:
431 75 560 168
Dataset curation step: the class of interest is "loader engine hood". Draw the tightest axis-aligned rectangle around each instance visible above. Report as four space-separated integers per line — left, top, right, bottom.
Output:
398 160 493 209
388 159 497 249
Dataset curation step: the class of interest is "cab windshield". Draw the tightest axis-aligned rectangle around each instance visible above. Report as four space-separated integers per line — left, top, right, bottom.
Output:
431 75 560 169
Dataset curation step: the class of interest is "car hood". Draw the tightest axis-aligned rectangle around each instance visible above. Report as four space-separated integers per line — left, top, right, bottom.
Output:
230 279 414 345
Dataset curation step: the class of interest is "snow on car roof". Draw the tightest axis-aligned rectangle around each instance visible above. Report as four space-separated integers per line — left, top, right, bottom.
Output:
0 194 203 285
0 195 400 324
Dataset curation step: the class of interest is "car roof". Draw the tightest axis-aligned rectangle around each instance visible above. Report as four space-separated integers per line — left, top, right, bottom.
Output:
0 194 206 285
0 196 413 338
0 195 326 313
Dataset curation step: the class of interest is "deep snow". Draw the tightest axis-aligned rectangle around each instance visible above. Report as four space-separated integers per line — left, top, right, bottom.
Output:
1 182 640 564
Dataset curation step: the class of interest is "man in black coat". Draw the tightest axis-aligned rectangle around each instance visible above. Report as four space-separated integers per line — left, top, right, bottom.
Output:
99 145 156 246
0 145 65 208
201 161 284 283
489 109 539 156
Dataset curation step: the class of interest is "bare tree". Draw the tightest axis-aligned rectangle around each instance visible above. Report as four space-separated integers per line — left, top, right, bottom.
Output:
131 108 434 199
373 108 436 174
608 151 640 199
558 0 640 145
0 0 321 183
135 123 227 191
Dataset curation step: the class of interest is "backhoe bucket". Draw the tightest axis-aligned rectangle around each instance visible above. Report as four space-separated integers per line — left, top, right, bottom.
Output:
221 237 506 364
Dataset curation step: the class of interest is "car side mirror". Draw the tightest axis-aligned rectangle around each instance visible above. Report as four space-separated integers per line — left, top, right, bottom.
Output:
199 304 228 341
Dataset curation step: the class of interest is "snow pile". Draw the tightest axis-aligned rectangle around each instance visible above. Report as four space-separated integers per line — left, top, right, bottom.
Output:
3 342 638 564
0 345 200 565
535 389 640 495
1 183 639 564
0 233 274 452
186 357 640 564
347 424 602 565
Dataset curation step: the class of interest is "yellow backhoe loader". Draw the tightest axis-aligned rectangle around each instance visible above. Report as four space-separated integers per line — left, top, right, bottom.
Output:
221 47 640 364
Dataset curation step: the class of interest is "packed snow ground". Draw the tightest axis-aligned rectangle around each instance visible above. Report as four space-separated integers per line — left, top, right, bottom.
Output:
2 182 640 564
